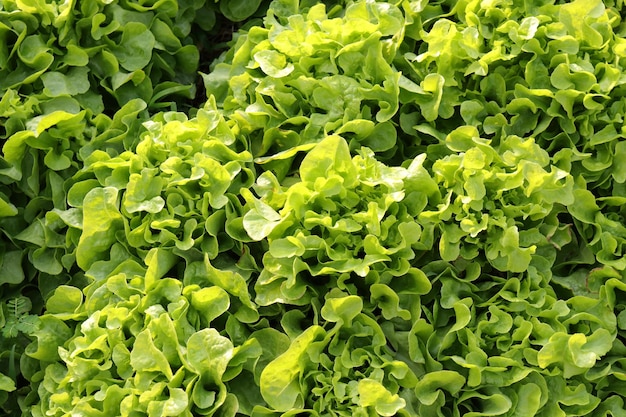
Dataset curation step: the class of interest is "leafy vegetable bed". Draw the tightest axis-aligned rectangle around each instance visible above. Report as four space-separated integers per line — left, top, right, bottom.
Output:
2 0 626 416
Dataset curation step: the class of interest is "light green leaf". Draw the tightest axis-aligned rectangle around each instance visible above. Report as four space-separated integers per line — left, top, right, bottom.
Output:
537 330 613 377
357 379 406 417
184 255 257 322
186 328 234 382
568 188 600 224
414 370 466 406
300 135 357 185
147 387 188 417
0 197 18 218
26 111 79 137
76 187 124 270
320 295 363 325
254 50 294 78
26 316 72 361
613 141 626 183
251 328 291 382
123 169 166 214
360 121 397 152
243 198 282 241
144 247 178 290
559 0 606 48
0 373 15 392
460 391 513 417
130 329 174 380
260 325 326 411
510 383 543 417
189 286 230 324
46 285 83 317
269 236 305 258
370 284 411 321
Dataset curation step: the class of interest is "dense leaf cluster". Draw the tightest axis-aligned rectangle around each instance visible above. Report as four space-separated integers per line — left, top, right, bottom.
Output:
2 0 626 416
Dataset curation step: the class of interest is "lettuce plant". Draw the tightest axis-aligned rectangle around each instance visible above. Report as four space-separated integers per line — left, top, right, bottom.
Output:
69 97 254 270
423 127 574 273
23 97 263 417
30 252 254 417
396 0 626 273
204 0 405 177
244 135 433 307
0 0 271 409
0 97 149 415
0 0 205 114
0 0 208 338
